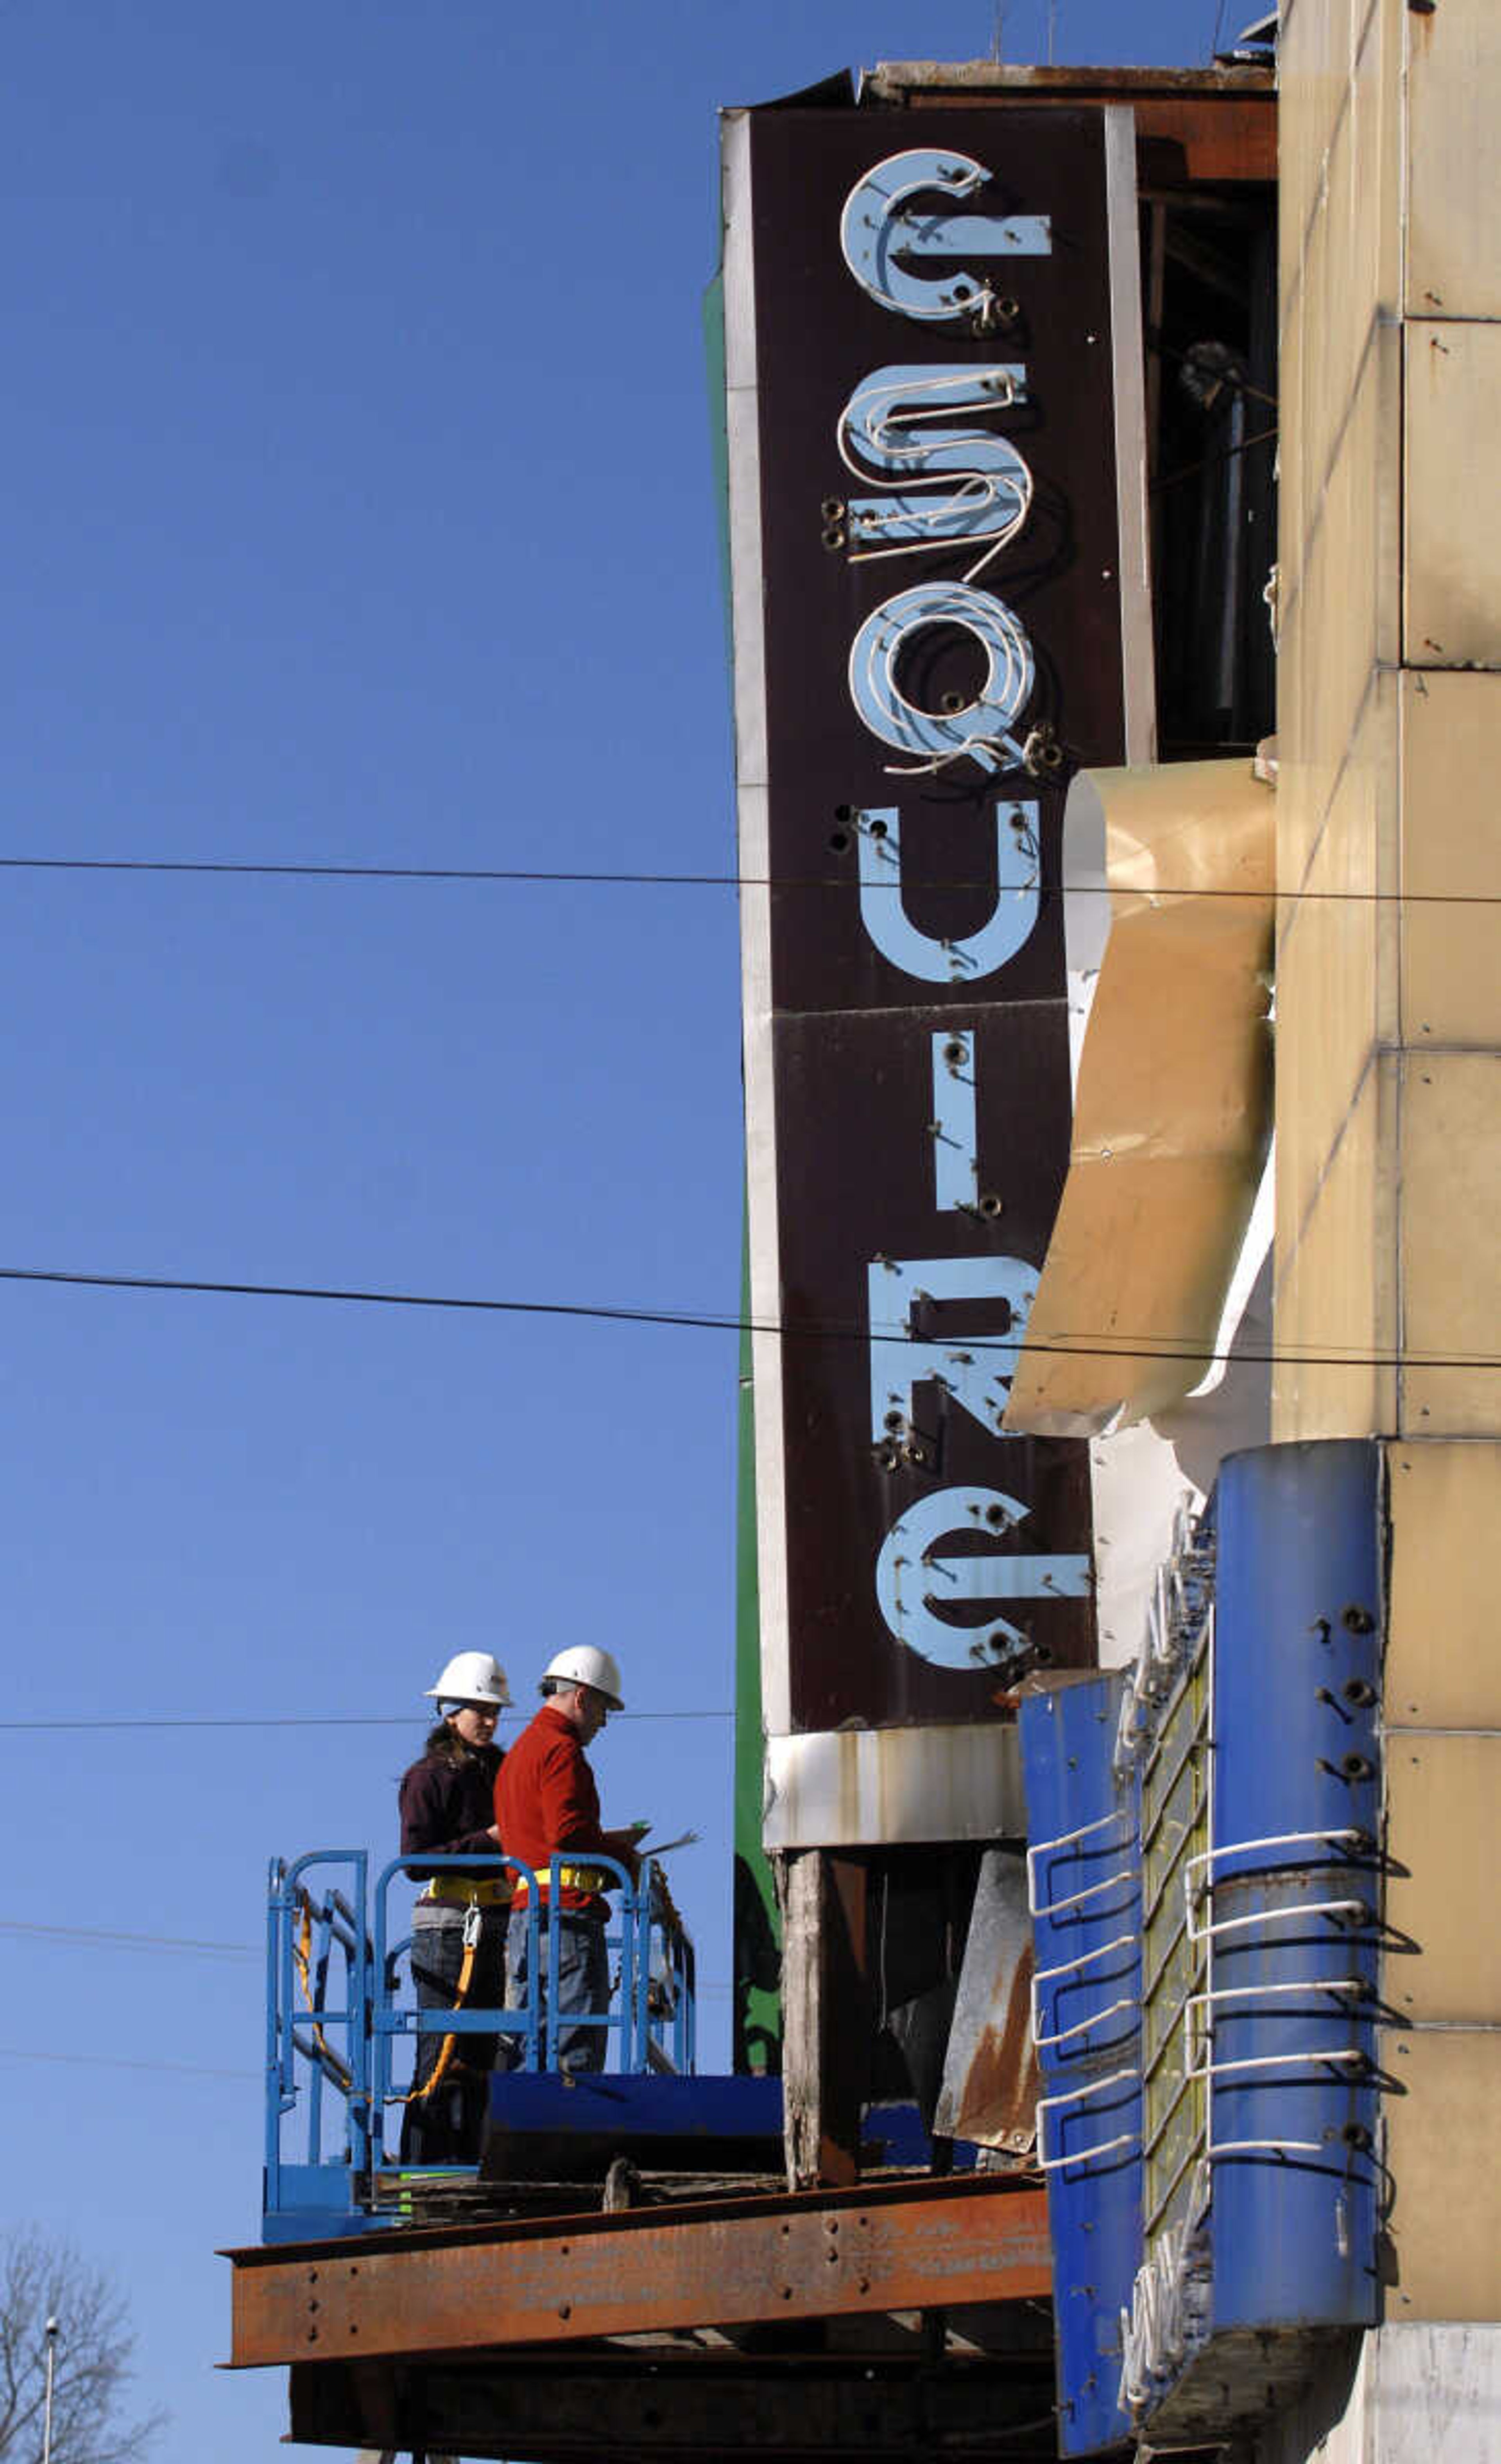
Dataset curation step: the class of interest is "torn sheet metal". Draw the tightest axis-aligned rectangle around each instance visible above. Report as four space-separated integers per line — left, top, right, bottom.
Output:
933 1847 1039 2154
1003 758 1274 1434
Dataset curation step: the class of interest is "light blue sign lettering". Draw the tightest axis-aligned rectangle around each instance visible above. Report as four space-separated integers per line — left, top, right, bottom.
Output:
849 581 1035 775
838 364 1033 578
840 149 1051 326
931 1029 978 1212
856 799 1039 982
874 1484 1094 1663
868 1252 1036 1440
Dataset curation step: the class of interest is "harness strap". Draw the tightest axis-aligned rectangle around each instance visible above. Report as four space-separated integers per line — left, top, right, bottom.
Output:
294 1896 353 2091
512 1862 610 1905
405 1900 482 2107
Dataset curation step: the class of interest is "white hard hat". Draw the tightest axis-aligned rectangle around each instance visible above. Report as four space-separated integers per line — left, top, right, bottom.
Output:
541 1645 624 1711
424 1651 512 1709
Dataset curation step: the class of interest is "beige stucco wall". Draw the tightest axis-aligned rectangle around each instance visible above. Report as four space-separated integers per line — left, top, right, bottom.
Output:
1275 0 1499 2339
1272 0 1498 1439
1275 0 1500 1449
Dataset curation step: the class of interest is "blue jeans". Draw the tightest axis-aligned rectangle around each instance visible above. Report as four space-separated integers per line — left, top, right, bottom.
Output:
507 1905 610 2073
400 1902 511 2163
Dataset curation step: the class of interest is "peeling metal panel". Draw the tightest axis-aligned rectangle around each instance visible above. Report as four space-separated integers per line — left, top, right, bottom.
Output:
933 1848 1039 2151
1005 758 1275 1434
763 1722 1025 1850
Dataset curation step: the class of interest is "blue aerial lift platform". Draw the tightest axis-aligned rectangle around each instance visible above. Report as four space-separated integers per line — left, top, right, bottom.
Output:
265 1846 965 2244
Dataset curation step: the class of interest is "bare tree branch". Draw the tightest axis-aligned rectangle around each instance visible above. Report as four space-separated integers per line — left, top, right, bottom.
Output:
0 2229 165 2464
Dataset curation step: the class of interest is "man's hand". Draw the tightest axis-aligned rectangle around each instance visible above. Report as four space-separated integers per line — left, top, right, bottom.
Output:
601 1825 643 1883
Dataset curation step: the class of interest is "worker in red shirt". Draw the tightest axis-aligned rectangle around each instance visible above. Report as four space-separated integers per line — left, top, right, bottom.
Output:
496 1645 642 2073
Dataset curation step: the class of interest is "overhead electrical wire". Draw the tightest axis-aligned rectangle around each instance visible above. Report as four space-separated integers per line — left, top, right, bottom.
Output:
0 852 1493 905
0 1260 1494 1372
0 2044 260 2081
0 1916 258 1959
0 1912 733 1974
0 1710 731 1732
0 1915 734 1997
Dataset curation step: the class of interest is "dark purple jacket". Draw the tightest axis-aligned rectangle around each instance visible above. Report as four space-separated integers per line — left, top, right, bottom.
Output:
398 1737 504 1879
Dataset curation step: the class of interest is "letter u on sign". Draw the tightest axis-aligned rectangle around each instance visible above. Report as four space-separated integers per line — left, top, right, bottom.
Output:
857 799 1040 981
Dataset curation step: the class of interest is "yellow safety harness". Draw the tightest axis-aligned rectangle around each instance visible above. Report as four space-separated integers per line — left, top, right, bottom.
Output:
512 1863 611 1904
400 1864 607 2104
294 1895 352 2091
404 1889 507 2107
422 1872 511 1910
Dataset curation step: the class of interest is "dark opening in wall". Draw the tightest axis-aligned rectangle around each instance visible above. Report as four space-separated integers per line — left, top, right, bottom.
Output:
1143 174 1279 756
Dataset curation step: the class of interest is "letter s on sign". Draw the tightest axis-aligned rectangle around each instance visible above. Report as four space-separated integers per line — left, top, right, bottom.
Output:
837 364 1034 580
840 149 1051 326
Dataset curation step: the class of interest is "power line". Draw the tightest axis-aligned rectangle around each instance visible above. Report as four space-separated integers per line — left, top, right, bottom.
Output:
0 851 1493 906
0 1914 735 1990
0 2043 258 2082
0 1710 732 1732
0 1259 1496 1372
0 1917 258 1960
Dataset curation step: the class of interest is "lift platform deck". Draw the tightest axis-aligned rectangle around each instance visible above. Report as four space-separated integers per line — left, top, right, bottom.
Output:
226 2170 1056 2463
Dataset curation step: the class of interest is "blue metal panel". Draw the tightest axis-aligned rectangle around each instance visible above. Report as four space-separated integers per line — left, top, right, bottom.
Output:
1020 1675 1142 2457
1207 1440 1383 2336
487 2073 784 2143
862 2099 976 2170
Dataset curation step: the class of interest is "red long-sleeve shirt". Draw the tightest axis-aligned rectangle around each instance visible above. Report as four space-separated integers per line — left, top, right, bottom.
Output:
495 1703 610 1913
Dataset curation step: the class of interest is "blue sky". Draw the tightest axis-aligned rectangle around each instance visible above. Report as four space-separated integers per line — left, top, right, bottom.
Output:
0 4 1229 2457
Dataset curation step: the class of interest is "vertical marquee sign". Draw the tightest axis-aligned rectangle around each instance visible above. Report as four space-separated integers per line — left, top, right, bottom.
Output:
724 99 1150 1837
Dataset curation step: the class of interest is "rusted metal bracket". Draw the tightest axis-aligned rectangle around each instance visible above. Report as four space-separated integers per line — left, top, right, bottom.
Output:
226 2176 1050 2368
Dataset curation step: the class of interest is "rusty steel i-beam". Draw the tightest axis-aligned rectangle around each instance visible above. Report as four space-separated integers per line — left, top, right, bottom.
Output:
227 2176 1051 2367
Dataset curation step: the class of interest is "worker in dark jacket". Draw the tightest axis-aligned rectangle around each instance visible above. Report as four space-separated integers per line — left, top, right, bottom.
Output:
398 1650 514 2161
497 1646 641 2074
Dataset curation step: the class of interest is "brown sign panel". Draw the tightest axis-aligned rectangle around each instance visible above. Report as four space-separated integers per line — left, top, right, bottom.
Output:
734 104 1137 1738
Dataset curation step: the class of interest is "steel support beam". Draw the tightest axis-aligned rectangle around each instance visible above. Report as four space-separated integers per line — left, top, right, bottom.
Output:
227 2177 1050 2367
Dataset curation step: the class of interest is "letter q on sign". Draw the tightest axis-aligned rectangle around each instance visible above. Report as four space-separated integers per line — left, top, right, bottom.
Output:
848 581 1035 775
